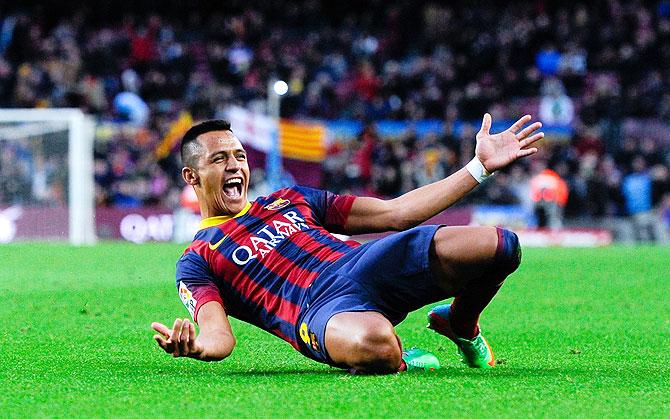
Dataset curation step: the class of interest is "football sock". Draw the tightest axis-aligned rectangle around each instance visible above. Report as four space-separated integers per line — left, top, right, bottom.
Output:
396 334 407 372
449 285 499 339
449 228 521 339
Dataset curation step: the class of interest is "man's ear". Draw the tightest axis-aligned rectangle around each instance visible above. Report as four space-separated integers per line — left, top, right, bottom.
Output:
182 167 199 186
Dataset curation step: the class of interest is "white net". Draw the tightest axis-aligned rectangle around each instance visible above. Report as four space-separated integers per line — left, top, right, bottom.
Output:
0 109 95 244
0 120 69 206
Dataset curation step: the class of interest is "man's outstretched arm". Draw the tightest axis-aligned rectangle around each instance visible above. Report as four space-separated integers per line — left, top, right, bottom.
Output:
152 301 236 361
344 114 543 234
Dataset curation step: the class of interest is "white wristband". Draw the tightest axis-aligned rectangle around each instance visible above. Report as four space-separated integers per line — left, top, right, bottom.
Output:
465 156 493 183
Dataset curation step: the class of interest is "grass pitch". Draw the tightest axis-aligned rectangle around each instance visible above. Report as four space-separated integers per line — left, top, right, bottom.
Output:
1 243 668 417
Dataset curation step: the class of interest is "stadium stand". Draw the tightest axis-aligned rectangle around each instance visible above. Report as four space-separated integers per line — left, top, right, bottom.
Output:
0 1 669 241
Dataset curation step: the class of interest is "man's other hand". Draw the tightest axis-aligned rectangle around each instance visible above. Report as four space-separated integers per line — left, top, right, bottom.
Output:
152 318 204 359
475 113 544 173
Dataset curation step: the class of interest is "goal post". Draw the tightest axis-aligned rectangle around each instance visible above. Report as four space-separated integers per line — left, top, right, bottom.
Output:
0 108 96 245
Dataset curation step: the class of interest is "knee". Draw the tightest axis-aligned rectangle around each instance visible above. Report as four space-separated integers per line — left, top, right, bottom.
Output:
492 227 522 276
350 327 402 374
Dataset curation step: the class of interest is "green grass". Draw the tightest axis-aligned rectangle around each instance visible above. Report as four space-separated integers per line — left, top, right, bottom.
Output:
1 243 669 417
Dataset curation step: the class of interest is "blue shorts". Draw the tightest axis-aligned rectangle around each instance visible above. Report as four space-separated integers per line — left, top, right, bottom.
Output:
296 225 449 365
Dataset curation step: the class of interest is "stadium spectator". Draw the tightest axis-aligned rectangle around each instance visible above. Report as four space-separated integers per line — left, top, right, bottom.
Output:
529 162 569 228
622 155 667 242
538 78 574 126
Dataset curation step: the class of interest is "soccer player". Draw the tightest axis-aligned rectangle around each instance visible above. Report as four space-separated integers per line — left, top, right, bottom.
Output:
151 114 543 374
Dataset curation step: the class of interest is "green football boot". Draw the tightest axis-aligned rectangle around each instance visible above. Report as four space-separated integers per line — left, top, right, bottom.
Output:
401 347 441 372
427 304 495 368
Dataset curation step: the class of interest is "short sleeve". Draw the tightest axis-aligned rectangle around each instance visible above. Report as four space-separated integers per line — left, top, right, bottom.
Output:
292 186 356 233
175 251 224 322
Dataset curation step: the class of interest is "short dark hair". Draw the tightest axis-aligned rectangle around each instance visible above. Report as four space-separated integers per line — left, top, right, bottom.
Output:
180 120 233 167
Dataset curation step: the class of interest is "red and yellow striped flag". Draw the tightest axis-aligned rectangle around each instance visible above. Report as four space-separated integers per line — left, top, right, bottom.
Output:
279 120 325 162
155 111 193 159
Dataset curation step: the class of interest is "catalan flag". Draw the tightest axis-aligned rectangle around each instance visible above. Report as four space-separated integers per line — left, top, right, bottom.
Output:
225 105 326 162
279 120 326 162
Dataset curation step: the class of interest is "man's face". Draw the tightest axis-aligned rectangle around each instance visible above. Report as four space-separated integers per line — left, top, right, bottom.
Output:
191 130 250 217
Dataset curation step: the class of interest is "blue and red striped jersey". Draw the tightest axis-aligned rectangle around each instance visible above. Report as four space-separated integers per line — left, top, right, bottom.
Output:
176 186 359 350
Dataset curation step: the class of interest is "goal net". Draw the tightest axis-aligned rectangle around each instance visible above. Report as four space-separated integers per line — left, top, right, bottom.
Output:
0 108 96 245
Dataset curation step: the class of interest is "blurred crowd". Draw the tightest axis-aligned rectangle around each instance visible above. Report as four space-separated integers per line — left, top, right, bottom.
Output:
323 122 670 238
2 1 670 121
0 0 669 238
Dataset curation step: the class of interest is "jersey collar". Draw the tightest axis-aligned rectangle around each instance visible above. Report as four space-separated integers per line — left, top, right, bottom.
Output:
199 202 252 230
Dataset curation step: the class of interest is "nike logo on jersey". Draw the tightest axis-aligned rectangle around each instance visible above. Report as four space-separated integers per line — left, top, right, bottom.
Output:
209 236 227 250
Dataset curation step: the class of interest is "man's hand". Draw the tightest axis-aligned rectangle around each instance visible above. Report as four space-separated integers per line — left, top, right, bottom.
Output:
152 318 204 359
475 113 544 173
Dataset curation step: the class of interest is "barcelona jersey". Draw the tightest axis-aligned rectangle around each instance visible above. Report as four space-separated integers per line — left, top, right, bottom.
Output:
176 186 359 351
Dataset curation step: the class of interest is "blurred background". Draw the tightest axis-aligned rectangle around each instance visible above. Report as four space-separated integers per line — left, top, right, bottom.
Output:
0 0 669 246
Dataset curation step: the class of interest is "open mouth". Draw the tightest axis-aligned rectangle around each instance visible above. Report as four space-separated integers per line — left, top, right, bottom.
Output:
223 178 243 199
